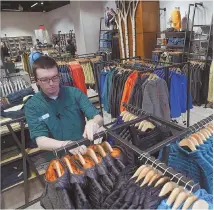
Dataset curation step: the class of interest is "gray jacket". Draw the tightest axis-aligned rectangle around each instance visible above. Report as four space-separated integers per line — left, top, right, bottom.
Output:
142 78 170 121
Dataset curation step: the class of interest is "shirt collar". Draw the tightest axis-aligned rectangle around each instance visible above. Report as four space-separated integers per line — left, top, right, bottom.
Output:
41 86 63 101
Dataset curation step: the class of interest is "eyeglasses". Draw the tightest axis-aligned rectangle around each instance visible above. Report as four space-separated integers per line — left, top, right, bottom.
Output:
37 75 60 84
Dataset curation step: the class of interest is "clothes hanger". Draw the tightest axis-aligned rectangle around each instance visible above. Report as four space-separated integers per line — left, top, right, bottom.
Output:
61 146 74 174
159 180 178 197
101 141 113 153
140 159 160 187
198 128 210 139
155 167 173 187
135 156 153 183
195 131 206 142
75 153 86 166
92 144 107 158
86 148 99 164
124 113 134 122
122 111 131 121
137 120 146 129
188 136 199 146
179 138 197 151
131 161 149 179
141 121 155 132
52 150 63 177
172 180 195 210
148 162 165 186
191 133 204 144
166 174 185 206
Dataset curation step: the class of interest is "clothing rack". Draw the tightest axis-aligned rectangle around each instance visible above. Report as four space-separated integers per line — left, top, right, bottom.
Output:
94 57 192 126
187 114 213 134
54 115 200 193
55 53 103 111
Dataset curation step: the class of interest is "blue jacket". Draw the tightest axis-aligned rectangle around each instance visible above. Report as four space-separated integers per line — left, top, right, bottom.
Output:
159 137 213 194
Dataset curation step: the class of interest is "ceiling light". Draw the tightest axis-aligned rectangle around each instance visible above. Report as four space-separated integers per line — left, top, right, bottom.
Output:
41 2 43 5
31 2 38 8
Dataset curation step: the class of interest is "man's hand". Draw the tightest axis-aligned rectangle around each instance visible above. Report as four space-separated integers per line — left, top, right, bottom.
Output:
83 119 100 141
69 145 87 155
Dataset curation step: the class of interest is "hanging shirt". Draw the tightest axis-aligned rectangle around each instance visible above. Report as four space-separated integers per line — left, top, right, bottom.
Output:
24 86 99 142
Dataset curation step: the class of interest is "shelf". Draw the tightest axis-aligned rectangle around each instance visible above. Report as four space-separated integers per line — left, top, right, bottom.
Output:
193 25 211 27
1 148 42 166
190 39 209 42
100 39 112 41
2 169 45 192
166 45 185 48
100 30 114 32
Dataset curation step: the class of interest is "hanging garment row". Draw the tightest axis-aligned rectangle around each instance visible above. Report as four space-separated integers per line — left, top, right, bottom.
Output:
159 121 213 195
99 62 192 122
40 138 212 210
183 61 211 106
56 56 102 95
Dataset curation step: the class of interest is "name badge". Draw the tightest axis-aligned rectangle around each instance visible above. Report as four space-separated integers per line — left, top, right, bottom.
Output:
39 113 50 121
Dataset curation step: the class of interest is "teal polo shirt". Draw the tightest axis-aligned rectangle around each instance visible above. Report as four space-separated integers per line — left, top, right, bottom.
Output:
24 86 99 142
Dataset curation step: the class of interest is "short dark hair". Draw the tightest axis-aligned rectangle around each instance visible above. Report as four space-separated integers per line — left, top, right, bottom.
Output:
32 56 58 80
67 39 72 44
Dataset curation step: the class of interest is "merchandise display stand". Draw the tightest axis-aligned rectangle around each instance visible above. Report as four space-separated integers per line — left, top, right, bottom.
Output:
55 115 201 193
1 106 212 208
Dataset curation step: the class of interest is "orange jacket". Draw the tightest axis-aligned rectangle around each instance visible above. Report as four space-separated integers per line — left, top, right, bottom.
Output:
120 71 138 112
69 64 87 95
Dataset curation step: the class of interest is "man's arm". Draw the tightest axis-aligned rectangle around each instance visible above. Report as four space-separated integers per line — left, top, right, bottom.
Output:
36 136 70 151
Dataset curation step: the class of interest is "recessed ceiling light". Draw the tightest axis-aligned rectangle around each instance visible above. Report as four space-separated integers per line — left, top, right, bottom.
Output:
41 2 43 5
31 2 38 8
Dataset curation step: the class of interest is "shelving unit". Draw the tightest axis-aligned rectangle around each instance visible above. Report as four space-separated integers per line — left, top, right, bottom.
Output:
187 3 213 61
52 30 76 52
98 17 117 52
1 36 33 58
154 31 188 62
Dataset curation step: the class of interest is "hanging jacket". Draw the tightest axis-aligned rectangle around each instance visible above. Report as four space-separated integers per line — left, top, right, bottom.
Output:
69 63 87 95
40 159 75 209
158 139 213 194
102 165 136 209
120 71 138 112
61 154 91 209
142 78 171 121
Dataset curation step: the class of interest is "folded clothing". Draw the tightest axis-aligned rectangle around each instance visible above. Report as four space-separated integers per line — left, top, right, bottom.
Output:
7 87 35 105
167 38 184 46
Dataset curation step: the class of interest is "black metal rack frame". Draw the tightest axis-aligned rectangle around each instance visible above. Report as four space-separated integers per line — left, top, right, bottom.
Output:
54 116 201 193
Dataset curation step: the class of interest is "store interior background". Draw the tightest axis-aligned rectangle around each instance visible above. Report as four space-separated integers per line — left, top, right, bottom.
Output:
2 1 212 55
1 0 213 209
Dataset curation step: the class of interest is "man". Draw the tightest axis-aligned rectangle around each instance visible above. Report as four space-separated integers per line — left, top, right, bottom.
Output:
24 56 103 152
66 39 76 57
35 39 42 48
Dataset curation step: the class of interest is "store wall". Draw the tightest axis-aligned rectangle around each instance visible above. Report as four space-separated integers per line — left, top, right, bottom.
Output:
1 12 47 43
159 0 213 31
46 4 74 35
79 1 104 53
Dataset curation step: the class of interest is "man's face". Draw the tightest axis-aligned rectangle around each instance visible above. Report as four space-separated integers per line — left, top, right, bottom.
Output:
36 66 60 96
